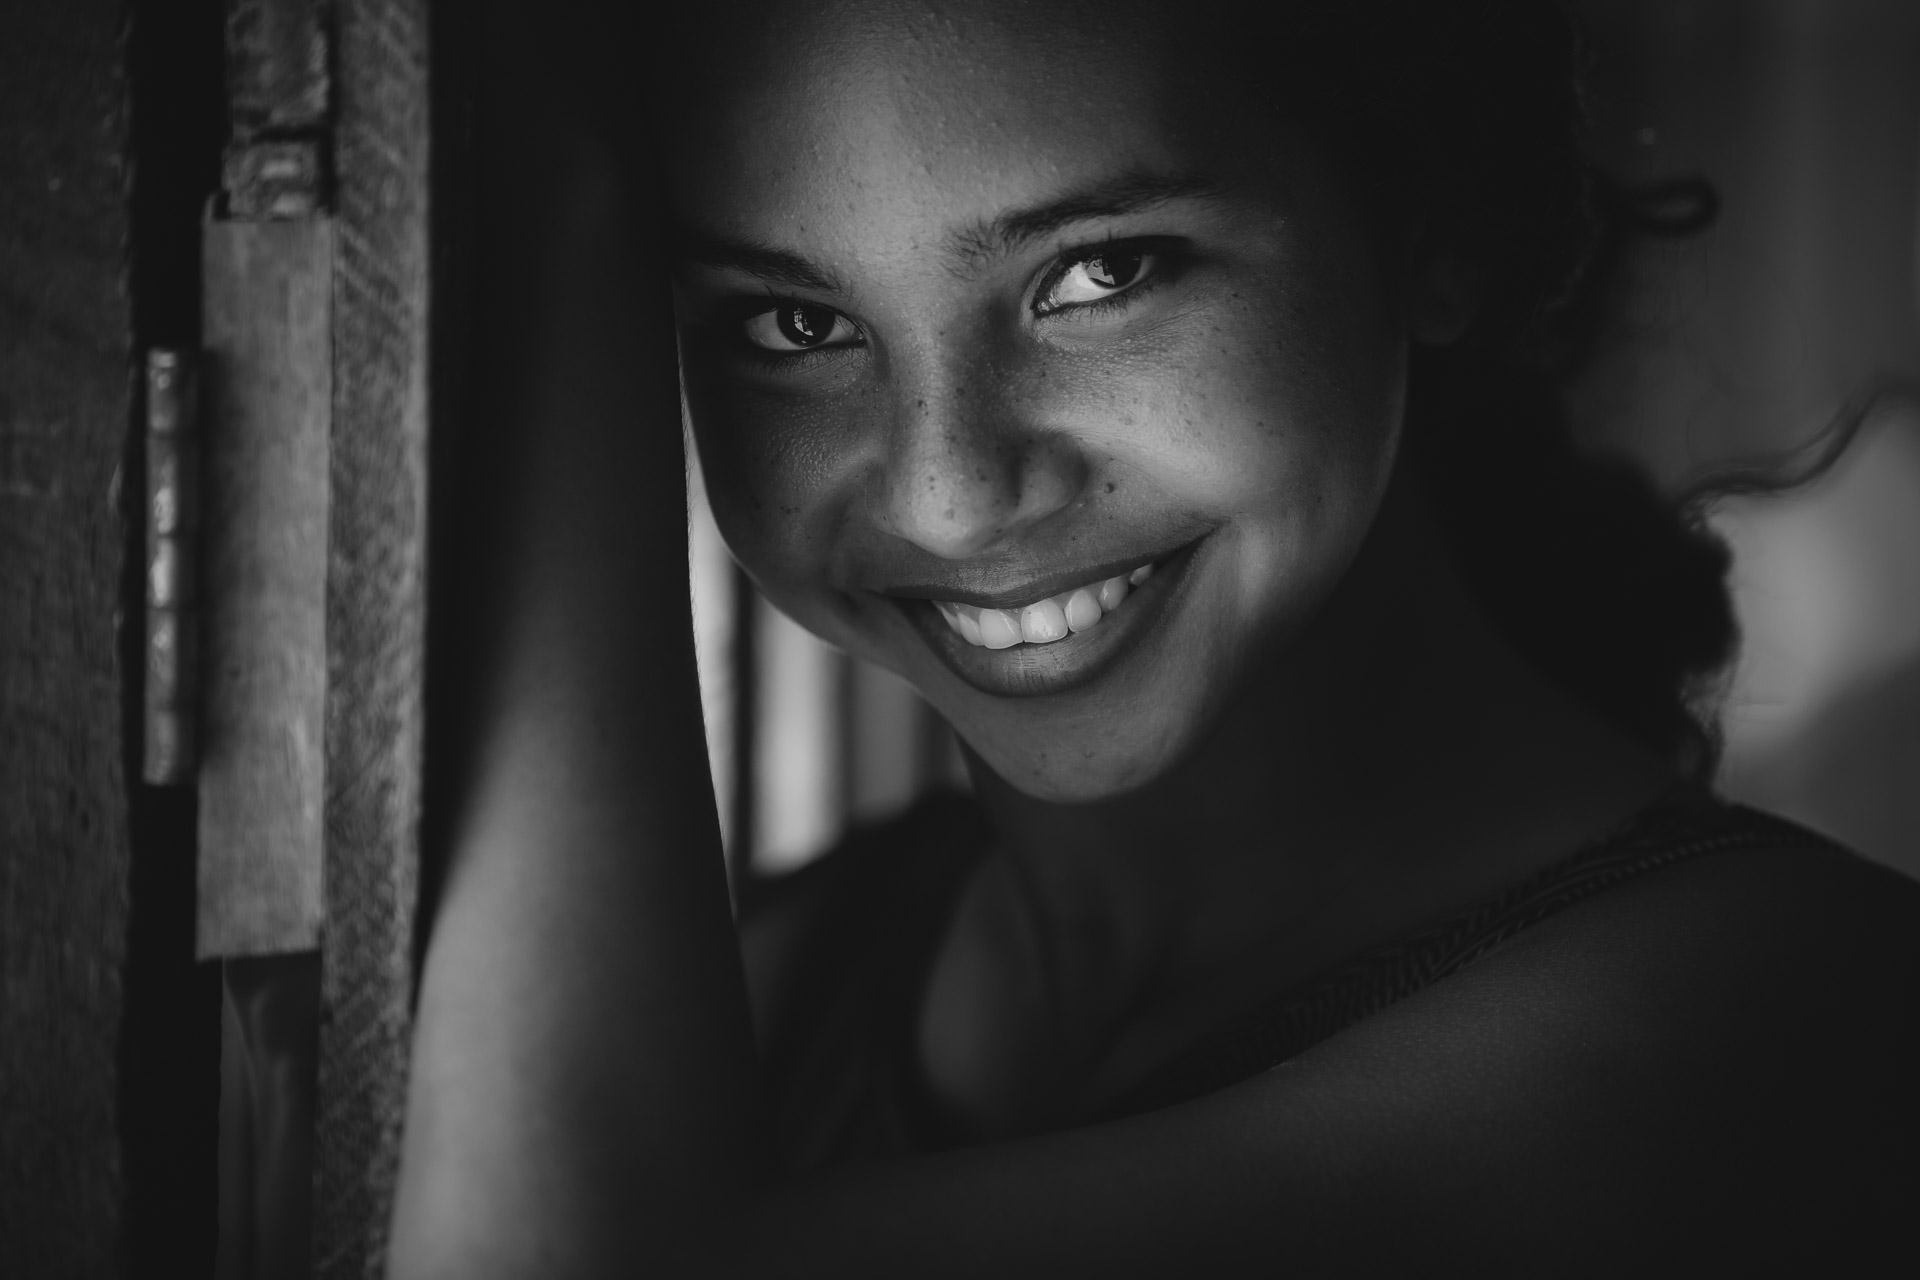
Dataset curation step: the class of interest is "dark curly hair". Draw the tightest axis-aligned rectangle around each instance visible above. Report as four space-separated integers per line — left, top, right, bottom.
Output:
1230 0 1788 773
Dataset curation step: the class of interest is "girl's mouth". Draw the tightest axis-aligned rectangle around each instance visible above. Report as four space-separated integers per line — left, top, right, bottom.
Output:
888 537 1207 699
931 562 1156 649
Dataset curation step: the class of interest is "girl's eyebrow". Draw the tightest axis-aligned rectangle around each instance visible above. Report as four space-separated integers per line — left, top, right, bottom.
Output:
672 235 848 295
671 170 1226 294
945 169 1228 275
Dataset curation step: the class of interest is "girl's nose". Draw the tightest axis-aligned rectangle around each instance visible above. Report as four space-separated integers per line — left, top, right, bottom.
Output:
870 368 1088 560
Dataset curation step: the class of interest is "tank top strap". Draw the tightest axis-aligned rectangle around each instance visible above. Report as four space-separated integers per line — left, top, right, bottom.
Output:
1090 786 1845 1123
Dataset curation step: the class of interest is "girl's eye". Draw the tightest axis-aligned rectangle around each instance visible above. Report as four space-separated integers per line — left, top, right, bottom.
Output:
1036 247 1155 315
742 302 863 354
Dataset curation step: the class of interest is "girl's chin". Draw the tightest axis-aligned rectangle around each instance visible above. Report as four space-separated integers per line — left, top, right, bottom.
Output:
955 718 1195 805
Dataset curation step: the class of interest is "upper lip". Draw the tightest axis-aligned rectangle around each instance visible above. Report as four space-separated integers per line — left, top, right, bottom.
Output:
872 539 1202 611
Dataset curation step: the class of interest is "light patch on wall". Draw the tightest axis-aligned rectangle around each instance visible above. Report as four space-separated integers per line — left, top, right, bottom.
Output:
687 451 738 857
1716 404 1920 874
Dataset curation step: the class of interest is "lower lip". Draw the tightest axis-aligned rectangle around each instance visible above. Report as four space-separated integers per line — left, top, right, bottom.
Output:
892 538 1208 699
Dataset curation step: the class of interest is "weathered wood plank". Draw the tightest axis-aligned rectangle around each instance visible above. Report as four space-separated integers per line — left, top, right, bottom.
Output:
0 0 134 1273
313 0 431 1273
224 0 330 138
197 217 332 958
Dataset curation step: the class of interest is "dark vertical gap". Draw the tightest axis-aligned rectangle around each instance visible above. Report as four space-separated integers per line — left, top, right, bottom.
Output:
728 564 760 887
835 649 858 834
922 698 969 795
119 0 228 1275
214 986 251 1280
414 0 481 990
222 953 321 1279
914 698 937 798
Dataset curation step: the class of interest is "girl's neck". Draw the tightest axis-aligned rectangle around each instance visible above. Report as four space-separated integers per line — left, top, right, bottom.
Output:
950 471 1677 1117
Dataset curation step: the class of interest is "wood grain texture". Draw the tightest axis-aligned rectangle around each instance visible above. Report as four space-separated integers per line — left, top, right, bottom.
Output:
314 0 431 1273
197 218 332 958
224 0 331 137
0 0 134 1272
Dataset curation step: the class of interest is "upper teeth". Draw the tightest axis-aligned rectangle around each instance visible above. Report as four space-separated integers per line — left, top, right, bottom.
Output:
935 563 1155 649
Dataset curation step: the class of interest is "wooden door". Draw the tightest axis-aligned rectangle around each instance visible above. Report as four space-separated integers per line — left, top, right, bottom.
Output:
1 1 434 1275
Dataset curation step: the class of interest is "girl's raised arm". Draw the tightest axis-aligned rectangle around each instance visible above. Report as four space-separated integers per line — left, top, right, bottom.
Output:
386 4 766 1269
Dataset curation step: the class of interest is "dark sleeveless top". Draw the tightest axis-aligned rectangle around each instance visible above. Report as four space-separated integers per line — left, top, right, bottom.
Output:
738 786 1847 1173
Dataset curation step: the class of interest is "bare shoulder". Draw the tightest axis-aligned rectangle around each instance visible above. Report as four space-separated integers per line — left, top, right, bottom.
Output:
1280 836 1920 1267
1466 833 1920 1050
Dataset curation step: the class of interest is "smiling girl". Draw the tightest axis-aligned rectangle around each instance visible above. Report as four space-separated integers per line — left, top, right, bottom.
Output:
389 1 1920 1273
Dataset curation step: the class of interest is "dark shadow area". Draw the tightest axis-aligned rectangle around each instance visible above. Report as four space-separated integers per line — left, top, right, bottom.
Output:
413 0 480 991
119 0 228 1273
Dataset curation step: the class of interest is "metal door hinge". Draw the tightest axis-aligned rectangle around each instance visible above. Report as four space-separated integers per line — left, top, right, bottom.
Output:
144 349 199 785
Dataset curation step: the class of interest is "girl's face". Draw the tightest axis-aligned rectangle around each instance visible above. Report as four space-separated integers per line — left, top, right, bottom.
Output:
665 1 1419 801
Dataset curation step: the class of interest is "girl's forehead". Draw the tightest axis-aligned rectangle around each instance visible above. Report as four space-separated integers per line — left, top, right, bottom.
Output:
658 1 1269 233
667 0 1184 75
667 1 1184 132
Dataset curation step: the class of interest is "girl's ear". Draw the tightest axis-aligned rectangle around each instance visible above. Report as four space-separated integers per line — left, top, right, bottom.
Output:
1406 232 1482 347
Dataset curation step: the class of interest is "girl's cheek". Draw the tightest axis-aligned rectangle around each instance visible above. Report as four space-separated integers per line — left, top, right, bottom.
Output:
696 409 858 583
